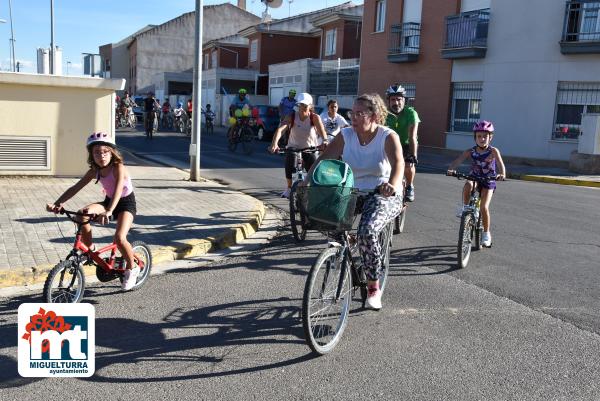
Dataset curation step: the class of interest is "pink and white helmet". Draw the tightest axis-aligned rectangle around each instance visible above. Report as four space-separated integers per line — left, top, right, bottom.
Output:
472 120 494 133
86 132 116 149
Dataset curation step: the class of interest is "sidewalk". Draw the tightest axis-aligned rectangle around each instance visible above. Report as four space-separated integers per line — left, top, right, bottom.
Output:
0 151 265 289
416 146 600 188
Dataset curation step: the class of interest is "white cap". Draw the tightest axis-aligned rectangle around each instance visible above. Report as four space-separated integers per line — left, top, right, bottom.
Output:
296 92 313 106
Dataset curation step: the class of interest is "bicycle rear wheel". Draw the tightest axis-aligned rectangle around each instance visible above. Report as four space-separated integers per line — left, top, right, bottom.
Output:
302 246 351 355
474 214 483 251
378 221 393 294
241 127 254 155
289 184 307 242
127 241 152 290
458 212 474 268
43 258 85 303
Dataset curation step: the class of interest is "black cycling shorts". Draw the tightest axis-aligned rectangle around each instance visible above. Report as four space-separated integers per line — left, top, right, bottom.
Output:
284 152 317 179
101 192 137 219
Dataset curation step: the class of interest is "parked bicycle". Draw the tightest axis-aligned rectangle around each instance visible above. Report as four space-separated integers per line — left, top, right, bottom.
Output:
43 208 152 303
298 187 394 355
447 171 503 268
278 147 319 242
228 116 255 154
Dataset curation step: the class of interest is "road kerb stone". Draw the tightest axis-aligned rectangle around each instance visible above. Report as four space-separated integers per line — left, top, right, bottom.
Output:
509 173 600 188
0 201 266 290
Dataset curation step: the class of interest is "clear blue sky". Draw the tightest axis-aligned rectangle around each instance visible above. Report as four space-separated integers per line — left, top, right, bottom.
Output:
0 0 362 76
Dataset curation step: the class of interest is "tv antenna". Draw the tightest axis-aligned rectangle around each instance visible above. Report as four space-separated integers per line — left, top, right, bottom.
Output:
260 0 282 24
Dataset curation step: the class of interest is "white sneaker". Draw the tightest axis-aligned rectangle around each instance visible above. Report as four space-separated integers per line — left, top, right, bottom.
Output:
366 286 382 310
456 205 468 218
280 188 291 199
482 232 492 247
122 267 140 291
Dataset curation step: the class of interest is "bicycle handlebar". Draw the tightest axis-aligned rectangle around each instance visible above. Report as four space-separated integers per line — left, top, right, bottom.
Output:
50 208 99 225
446 171 506 182
276 147 319 155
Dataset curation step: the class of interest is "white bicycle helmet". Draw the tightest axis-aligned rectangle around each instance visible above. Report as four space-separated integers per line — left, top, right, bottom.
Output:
296 92 313 106
385 84 406 98
86 132 116 149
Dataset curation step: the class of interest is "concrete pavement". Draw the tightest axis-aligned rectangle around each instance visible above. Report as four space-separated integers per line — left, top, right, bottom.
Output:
0 150 265 289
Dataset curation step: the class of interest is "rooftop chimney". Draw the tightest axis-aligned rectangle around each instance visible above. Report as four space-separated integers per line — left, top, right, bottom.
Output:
238 0 246 10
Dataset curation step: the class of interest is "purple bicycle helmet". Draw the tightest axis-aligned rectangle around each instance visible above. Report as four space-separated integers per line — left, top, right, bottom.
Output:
473 120 494 133
86 132 116 149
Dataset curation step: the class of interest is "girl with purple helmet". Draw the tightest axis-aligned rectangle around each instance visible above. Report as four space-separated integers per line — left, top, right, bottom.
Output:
447 120 506 247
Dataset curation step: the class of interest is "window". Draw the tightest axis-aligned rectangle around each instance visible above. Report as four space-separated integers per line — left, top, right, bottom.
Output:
398 83 416 106
250 40 258 62
450 82 482 132
580 2 600 41
553 82 600 140
211 51 217 68
375 0 386 32
325 28 337 56
203 54 209 70
105 58 111 71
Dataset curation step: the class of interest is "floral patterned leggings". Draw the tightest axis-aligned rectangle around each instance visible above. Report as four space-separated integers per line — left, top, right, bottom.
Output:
357 194 402 281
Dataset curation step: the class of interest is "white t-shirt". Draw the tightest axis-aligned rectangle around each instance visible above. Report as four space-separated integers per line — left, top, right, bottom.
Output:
320 112 348 139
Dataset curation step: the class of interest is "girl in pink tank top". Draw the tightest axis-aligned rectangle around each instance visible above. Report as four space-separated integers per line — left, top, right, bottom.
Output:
46 132 140 291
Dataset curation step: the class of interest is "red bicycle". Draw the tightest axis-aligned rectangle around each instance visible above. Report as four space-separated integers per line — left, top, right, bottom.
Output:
43 208 152 303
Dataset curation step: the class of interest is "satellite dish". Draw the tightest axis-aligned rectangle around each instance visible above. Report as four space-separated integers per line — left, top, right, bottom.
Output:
261 0 283 8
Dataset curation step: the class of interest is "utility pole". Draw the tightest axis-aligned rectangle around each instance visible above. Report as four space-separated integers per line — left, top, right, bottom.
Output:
190 0 203 181
8 0 16 72
50 0 55 74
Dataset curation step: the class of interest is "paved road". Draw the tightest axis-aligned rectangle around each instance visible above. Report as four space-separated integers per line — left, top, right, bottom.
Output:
119 128 600 335
2 129 598 399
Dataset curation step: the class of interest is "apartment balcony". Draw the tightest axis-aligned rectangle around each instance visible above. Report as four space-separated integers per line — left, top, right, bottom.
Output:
560 0 600 54
388 22 421 63
441 9 490 59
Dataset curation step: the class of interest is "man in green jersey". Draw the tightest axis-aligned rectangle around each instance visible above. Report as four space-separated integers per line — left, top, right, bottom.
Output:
385 84 420 201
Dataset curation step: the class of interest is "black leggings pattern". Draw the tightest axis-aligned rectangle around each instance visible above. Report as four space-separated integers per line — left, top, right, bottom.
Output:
357 194 402 281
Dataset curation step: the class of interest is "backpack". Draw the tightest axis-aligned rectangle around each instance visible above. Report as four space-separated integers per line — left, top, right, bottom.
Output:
289 111 317 129
304 159 356 230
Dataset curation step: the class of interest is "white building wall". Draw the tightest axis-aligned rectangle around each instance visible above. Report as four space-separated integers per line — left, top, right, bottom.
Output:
448 0 600 161
269 59 310 106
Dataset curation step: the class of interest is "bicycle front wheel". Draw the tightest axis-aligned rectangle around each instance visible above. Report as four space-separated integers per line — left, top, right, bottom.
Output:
458 212 474 268
302 246 351 355
241 127 254 155
228 128 239 152
43 259 86 303
289 184 307 242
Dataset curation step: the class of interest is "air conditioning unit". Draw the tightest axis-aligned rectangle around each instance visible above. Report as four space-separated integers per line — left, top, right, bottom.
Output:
578 113 600 155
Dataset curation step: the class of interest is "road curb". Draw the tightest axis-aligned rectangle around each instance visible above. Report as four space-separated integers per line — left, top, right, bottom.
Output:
508 173 600 188
0 201 266 291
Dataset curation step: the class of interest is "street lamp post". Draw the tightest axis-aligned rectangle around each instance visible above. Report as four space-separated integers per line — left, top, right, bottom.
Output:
190 0 203 181
66 61 71 75
8 0 16 72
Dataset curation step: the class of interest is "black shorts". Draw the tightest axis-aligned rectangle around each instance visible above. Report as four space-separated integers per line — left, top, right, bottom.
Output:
101 192 137 219
284 151 317 179
401 143 412 161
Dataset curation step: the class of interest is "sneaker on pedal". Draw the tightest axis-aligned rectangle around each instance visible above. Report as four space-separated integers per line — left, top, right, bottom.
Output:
482 232 492 247
280 188 291 199
405 185 415 202
122 267 140 291
366 284 382 310
456 205 468 218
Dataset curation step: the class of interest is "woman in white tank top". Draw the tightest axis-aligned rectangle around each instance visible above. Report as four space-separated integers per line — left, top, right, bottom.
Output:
305 94 405 311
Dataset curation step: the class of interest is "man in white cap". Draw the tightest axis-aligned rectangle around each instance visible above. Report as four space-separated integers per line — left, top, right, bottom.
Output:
269 92 328 198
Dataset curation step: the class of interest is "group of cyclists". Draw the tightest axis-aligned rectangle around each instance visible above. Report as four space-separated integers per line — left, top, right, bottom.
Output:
265 83 504 310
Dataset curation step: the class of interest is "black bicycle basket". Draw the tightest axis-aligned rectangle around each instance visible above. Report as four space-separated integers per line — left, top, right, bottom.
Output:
296 186 359 231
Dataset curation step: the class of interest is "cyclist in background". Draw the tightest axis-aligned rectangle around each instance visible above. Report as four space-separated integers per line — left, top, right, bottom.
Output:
385 84 420 202
447 120 506 247
187 99 193 123
279 89 297 123
143 93 160 137
319 99 349 142
228 88 253 139
268 93 328 198
161 99 172 129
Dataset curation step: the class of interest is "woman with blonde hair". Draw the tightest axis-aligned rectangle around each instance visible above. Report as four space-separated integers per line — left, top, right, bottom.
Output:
305 93 404 310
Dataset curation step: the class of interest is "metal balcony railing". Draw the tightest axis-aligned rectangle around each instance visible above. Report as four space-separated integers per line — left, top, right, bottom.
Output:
561 1 600 53
388 22 421 62
444 9 490 48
